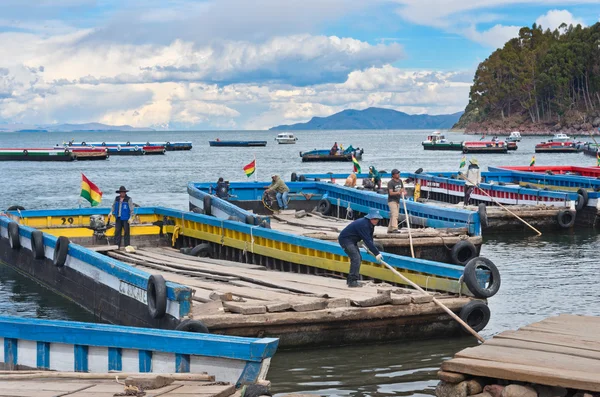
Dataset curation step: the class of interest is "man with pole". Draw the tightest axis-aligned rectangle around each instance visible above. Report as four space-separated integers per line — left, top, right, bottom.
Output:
387 169 406 233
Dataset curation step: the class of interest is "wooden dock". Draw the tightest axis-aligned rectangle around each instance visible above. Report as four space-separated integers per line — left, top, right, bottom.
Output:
437 314 600 396
0 373 236 397
106 247 475 347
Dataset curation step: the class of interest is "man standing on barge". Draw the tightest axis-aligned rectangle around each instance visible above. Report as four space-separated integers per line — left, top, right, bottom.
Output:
338 209 383 288
387 169 406 233
109 186 134 248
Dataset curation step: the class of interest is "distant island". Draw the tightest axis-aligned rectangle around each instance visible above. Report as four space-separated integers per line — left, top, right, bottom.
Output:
270 107 464 130
0 122 152 133
454 22 600 135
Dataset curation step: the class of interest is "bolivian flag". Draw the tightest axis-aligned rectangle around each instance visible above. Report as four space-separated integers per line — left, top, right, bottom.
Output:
459 155 466 169
243 158 256 177
597 151 599 167
530 155 536 167
352 154 361 173
81 174 102 207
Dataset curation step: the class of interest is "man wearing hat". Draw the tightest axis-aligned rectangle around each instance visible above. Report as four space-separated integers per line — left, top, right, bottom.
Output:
265 174 290 210
464 158 481 205
387 169 406 233
338 209 384 288
109 186 134 248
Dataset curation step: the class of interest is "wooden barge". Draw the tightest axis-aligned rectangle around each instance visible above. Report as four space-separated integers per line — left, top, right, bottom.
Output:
188 181 484 265
0 315 276 387
462 141 508 154
66 141 192 151
0 207 499 347
436 314 600 397
0 148 75 162
209 140 267 147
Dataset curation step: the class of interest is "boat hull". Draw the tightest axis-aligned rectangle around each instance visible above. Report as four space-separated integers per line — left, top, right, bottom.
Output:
0 152 75 161
301 154 356 162
276 140 297 144
462 147 508 153
535 147 580 153
209 141 267 147
422 143 463 151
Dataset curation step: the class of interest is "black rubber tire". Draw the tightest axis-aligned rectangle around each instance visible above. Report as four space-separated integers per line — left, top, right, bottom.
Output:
525 184 534 189
190 243 212 258
7 205 25 211
203 195 212 216
451 240 478 266
374 242 384 253
176 319 209 334
81 141 86 146
31 230 45 260
575 194 585 211
126 141 130 146
291 172 298 182
498 181 506 186
577 188 589 207
259 219 271 229
557 209 576 228
459 301 491 333
298 175 306 182
191 207 205 214
376 188 387 195
8 222 20 250
463 257 501 298
414 168 423 174
180 247 192 255
245 214 256 225
317 199 331 215
147 274 167 319
53 236 70 267
23 150 28 156
101 142 106 146
478 203 489 228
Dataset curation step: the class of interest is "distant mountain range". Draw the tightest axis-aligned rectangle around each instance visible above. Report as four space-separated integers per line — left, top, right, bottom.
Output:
270 107 464 130
0 122 152 133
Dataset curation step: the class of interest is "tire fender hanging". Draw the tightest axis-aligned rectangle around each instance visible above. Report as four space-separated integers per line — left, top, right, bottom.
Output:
147 274 167 319
478 203 489 228
463 257 501 298
31 230 45 260
450 240 478 266
458 301 491 333
556 209 575 228
7 222 20 250
176 319 209 333
53 236 70 267
190 243 212 258
317 199 331 215
203 195 212 216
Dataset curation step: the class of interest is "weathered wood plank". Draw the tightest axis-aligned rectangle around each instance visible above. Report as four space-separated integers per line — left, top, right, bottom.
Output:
484 338 600 361
495 330 600 350
150 247 267 270
223 302 267 315
352 290 391 307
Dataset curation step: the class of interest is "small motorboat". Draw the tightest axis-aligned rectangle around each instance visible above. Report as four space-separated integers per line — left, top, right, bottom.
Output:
209 140 267 147
422 131 463 151
300 146 364 162
275 133 298 144
506 131 522 142
535 133 581 153
462 141 508 153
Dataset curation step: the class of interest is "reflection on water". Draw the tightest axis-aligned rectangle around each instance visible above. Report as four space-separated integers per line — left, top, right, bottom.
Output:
0 130 599 395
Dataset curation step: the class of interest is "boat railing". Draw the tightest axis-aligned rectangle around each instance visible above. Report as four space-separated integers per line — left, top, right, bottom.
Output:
482 170 600 191
0 315 277 383
0 215 193 318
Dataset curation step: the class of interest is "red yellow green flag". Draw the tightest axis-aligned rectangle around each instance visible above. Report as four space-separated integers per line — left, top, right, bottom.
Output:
243 159 256 177
352 155 361 173
597 151 599 167
81 174 102 207
530 155 536 167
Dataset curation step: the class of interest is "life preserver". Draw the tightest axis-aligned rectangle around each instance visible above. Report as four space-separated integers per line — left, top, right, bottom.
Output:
8 222 20 250
450 240 478 266
31 230 45 260
478 203 489 228
317 199 331 215
463 257 501 298
53 236 70 267
459 301 491 332
175 319 209 333
147 274 167 319
557 209 575 228
190 243 212 258
203 195 212 216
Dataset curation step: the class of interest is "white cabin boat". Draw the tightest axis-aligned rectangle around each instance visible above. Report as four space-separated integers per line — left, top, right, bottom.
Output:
549 133 571 142
506 131 522 142
275 133 298 144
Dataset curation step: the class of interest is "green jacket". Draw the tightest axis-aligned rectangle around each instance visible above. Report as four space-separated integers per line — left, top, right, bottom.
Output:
268 178 289 193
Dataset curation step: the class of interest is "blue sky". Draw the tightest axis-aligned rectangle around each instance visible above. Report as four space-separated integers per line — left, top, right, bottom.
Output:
0 1 598 130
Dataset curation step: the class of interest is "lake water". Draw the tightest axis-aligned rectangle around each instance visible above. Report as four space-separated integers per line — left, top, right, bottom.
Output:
1 130 598 396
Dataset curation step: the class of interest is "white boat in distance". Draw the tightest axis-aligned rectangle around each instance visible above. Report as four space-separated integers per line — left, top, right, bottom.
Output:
275 133 298 144
506 131 522 142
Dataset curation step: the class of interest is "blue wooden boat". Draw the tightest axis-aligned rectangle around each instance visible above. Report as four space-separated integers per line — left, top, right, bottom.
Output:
300 146 363 162
209 140 267 147
65 141 192 151
0 315 277 386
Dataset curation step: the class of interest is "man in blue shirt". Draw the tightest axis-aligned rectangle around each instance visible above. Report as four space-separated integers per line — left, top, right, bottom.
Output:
109 186 134 248
338 209 383 287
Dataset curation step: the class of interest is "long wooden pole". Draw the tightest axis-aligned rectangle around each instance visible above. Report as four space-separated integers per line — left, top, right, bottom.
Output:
401 192 415 258
458 173 542 236
375 255 485 343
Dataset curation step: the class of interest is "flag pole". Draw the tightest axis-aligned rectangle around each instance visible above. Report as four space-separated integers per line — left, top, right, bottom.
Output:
254 154 257 182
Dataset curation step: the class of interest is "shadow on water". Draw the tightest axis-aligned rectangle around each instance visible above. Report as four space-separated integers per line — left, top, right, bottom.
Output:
0 262 98 322
269 338 477 396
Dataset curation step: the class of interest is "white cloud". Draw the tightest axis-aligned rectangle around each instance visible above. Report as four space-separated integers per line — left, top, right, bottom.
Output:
535 9 585 31
463 24 521 49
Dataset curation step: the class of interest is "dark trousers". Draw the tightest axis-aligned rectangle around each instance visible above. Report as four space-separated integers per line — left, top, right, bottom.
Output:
464 186 474 205
114 218 130 247
341 243 362 283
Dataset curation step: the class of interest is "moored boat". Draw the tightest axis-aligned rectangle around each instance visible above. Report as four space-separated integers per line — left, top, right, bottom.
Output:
506 131 522 142
209 140 267 147
422 131 463 151
0 148 75 161
462 141 508 153
581 142 600 157
489 165 600 177
65 141 192 151
507 141 518 151
59 146 109 160
274 132 298 144
300 146 364 162
535 133 581 152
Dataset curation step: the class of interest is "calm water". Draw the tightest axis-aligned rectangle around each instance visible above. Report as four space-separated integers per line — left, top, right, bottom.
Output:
1 130 599 396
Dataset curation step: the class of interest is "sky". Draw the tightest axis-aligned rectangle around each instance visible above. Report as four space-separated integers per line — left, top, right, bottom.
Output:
0 1 598 130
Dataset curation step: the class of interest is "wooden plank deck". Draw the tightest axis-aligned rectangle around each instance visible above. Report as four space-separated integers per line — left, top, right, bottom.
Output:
440 314 600 392
0 376 235 397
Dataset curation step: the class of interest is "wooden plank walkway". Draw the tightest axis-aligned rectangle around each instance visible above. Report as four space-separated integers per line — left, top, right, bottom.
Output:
440 314 600 392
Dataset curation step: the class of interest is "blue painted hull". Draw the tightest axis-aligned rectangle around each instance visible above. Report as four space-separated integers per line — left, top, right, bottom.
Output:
65 141 192 151
209 141 267 147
